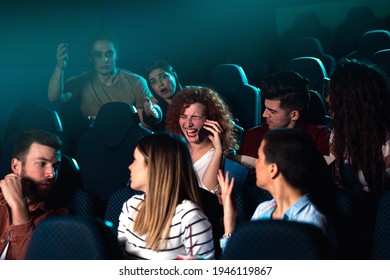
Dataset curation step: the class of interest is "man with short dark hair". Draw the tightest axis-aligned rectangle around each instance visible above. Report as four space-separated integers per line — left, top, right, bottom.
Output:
219 128 337 253
240 71 330 158
0 129 68 260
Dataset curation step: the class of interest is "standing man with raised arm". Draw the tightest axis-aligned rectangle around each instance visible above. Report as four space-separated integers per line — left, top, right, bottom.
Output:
48 31 160 127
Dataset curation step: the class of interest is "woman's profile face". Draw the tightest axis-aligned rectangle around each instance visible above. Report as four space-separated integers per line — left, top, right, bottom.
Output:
128 147 148 193
148 68 177 100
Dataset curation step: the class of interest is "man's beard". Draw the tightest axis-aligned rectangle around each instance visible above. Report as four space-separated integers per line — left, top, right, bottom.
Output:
20 169 55 201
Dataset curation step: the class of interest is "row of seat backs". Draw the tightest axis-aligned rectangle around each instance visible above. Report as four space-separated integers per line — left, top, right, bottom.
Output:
278 28 390 75
25 214 330 260
279 7 383 59
347 29 390 61
340 29 390 78
224 40 270 87
207 61 330 133
278 31 390 127
277 37 336 76
279 12 332 58
222 219 333 260
332 6 383 58
224 27 389 91
372 48 390 79
278 29 390 99
25 215 123 260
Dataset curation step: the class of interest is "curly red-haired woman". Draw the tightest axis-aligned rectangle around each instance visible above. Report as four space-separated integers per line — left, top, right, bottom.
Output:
166 86 239 196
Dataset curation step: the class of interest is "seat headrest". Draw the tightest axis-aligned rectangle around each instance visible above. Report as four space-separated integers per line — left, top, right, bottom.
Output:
357 30 390 58
289 57 328 81
94 102 139 148
306 90 327 125
208 64 248 99
18 106 63 133
290 37 324 58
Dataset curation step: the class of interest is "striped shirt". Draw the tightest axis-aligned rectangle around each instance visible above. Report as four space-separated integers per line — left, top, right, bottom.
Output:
118 194 215 260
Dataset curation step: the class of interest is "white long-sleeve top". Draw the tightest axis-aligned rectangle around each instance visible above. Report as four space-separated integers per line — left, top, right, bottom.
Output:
118 194 215 260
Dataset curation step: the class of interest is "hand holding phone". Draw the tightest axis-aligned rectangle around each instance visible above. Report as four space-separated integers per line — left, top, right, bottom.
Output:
198 127 212 142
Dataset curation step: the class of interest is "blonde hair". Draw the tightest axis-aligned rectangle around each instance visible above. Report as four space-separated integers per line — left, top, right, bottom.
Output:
133 132 201 250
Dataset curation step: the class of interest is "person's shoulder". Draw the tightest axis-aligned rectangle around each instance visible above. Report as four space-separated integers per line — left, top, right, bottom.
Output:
304 124 330 133
177 200 210 229
245 124 269 138
178 199 201 210
125 193 145 207
118 69 149 91
304 202 328 224
131 193 145 201
252 199 275 220
302 124 330 141
294 194 325 216
119 69 146 81
247 123 269 133
256 199 275 210
177 200 204 219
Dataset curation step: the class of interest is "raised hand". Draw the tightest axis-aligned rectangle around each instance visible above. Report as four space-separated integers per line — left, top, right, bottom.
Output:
143 96 162 120
0 173 30 225
217 169 237 234
201 119 223 152
56 43 69 70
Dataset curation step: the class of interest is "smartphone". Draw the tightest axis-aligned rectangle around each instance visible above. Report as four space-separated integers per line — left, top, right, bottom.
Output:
198 127 212 142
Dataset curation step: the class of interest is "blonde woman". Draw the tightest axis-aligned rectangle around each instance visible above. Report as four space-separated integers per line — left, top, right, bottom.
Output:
118 132 215 259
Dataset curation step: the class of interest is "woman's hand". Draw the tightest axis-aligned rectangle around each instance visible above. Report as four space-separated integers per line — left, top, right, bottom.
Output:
202 119 223 152
217 169 237 234
143 97 162 120
0 173 30 225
